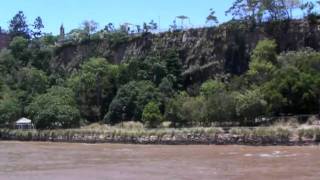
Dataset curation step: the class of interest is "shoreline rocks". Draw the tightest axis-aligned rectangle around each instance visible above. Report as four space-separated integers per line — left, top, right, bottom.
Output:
0 127 319 146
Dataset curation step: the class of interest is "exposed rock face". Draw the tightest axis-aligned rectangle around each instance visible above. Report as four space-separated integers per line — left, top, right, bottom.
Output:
52 20 320 84
0 33 10 50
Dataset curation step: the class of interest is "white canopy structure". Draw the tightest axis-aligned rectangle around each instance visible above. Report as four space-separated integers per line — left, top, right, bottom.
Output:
16 118 32 124
16 118 34 130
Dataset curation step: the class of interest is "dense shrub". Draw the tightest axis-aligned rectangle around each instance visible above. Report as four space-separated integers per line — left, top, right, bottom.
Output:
142 102 163 128
26 86 80 129
235 88 268 125
0 92 21 127
105 81 162 124
165 93 206 127
67 58 119 122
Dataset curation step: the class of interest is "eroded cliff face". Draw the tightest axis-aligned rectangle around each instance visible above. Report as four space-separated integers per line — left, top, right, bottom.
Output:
51 20 320 84
0 33 10 50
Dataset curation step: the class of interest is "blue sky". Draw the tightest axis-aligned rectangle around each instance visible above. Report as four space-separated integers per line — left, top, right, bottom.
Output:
0 0 235 35
0 0 316 35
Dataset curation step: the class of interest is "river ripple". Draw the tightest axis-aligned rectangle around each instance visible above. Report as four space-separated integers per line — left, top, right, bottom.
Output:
0 141 319 180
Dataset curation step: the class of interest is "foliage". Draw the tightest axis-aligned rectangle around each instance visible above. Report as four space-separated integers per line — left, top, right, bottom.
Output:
206 8 219 25
235 88 268 125
142 20 158 33
9 36 29 63
226 0 302 24
32 16 44 38
0 49 18 79
0 91 21 127
204 91 237 125
67 58 118 122
200 80 226 97
82 20 99 36
26 86 80 129
142 101 163 128
16 67 48 95
126 49 183 89
251 39 277 64
246 39 277 84
165 93 206 127
105 81 162 124
2 9 320 130
226 0 264 24
9 11 30 39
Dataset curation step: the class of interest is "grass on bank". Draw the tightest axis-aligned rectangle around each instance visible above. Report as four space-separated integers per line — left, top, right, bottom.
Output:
0 122 224 142
1 118 320 144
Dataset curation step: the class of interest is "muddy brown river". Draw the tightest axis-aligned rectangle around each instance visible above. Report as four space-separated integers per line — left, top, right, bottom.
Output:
0 142 320 180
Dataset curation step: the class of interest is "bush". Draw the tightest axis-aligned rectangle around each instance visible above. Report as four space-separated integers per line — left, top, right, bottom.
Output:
200 80 226 97
16 67 49 96
235 88 268 125
105 81 161 124
142 102 163 128
67 58 119 122
0 92 21 127
26 86 81 129
165 93 206 127
204 91 237 125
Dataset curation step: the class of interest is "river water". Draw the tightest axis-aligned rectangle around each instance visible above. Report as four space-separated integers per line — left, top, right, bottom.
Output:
0 141 319 180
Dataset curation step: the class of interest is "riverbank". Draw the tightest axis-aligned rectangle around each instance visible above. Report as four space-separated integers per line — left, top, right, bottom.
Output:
1 126 320 145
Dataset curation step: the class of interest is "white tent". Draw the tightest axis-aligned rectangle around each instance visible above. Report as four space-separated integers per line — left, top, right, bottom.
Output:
16 118 34 129
16 118 32 124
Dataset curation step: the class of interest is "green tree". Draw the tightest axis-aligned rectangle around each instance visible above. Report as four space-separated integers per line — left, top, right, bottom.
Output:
26 86 80 129
105 81 161 124
9 36 31 66
206 8 219 25
32 16 44 38
262 0 301 20
29 46 52 71
204 91 237 125
0 91 21 127
264 51 320 115
300 1 315 16
40 34 58 46
0 49 18 80
125 49 182 88
9 11 30 39
163 49 183 89
82 20 99 37
164 92 190 127
226 0 263 24
126 56 167 85
159 76 176 100
235 88 268 125
142 101 163 128
165 93 206 127
226 0 301 24
252 39 277 64
262 49 320 115
200 80 226 97
68 58 118 122
16 67 48 96
14 67 49 109
246 39 277 84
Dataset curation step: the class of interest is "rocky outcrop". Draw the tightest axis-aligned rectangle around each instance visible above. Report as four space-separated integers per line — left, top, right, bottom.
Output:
51 20 320 84
0 33 10 50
